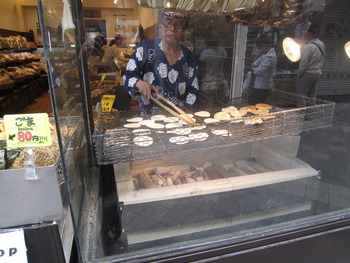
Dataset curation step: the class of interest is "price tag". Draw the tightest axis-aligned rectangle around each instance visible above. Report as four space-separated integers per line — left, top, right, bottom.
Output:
0 230 28 263
101 95 116 113
101 73 106 81
3 113 52 148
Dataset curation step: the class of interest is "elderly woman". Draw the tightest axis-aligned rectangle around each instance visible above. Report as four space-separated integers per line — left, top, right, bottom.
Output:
123 11 199 108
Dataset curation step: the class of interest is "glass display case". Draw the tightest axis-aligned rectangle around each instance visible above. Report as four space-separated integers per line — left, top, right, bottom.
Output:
36 0 350 262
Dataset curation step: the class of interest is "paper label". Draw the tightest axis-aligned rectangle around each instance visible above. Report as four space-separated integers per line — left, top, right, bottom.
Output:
101 95 116 112
4 113 52 148
0 230 28 263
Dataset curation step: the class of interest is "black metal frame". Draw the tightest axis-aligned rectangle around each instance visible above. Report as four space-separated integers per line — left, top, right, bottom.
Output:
125 216 350 262
24 223 65 263
70 0 96 164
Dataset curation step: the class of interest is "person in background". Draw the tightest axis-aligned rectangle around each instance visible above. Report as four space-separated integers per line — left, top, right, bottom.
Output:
91 35 107 59
193 34 207 58
101 34 123 72
248 38 277 104
123 11 199 109
138 24 145 42
294 17 312 47
296 23 325 105
199 40 229 101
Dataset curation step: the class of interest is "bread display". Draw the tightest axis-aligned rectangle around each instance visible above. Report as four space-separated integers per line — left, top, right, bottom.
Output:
0 52 45 89
27 61 46 73
240 105 256 112
124 123 141 128
169 136 190 144
126 117 143 123
188 132 209 141
151 114 167 121
108 102 275 150
211 129 231 136
6 66 32 81
104 103 279 160
0 36 31 50
221 106 237 113
0 52 41 64
255 103 272 109
95 87 335 167
229 109 247 117
213 111 231 120
244 117 263 125
194 111 211 117
146 123 165 129
0 68 14 89
204 118 220 123
250 108 270 115
133 136 154 147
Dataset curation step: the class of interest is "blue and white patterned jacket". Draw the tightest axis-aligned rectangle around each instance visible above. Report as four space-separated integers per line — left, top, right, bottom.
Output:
123 39 199 108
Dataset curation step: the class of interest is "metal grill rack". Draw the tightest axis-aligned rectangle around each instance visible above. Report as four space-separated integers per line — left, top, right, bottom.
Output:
93 90 335 165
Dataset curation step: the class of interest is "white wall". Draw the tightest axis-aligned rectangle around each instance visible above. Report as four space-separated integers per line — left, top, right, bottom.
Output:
135 5 157 29
1 0 24 32
22 6 43 44
1 0 158 42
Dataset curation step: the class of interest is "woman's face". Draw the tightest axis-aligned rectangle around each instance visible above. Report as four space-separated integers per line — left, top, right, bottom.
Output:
161 17 185 45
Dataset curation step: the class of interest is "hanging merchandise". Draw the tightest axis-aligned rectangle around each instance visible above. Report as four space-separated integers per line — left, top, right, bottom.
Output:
61 0 76 42
135 0 323 28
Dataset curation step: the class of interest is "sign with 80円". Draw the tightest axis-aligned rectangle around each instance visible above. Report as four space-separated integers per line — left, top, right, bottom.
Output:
4 113 52 148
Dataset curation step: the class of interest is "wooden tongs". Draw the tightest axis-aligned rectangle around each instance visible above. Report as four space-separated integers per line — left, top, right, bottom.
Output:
150 93 196 125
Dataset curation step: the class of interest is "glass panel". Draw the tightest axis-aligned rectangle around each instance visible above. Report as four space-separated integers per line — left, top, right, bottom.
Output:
36 0 94 262
37 0 350 262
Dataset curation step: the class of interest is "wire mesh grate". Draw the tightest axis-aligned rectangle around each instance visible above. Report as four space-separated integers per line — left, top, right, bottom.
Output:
93 90 335 165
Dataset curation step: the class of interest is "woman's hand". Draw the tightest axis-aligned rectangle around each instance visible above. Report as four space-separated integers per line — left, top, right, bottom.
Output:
135 80 158 99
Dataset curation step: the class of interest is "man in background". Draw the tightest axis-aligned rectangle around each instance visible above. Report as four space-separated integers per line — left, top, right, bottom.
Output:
294 17 312 47
199 40 229 101
296 23 326 105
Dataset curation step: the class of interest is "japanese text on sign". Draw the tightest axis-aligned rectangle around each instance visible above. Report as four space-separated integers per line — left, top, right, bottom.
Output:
101 95 116 113
4 113 52 148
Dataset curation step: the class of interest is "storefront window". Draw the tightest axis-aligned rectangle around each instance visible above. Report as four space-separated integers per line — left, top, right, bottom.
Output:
36 0 350 262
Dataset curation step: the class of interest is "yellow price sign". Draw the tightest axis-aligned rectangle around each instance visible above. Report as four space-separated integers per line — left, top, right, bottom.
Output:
101 73 106 81
3 113 52 148
101 95 116 112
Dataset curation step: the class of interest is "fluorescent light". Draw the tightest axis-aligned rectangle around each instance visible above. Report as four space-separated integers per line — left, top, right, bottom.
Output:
282 37 301 62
